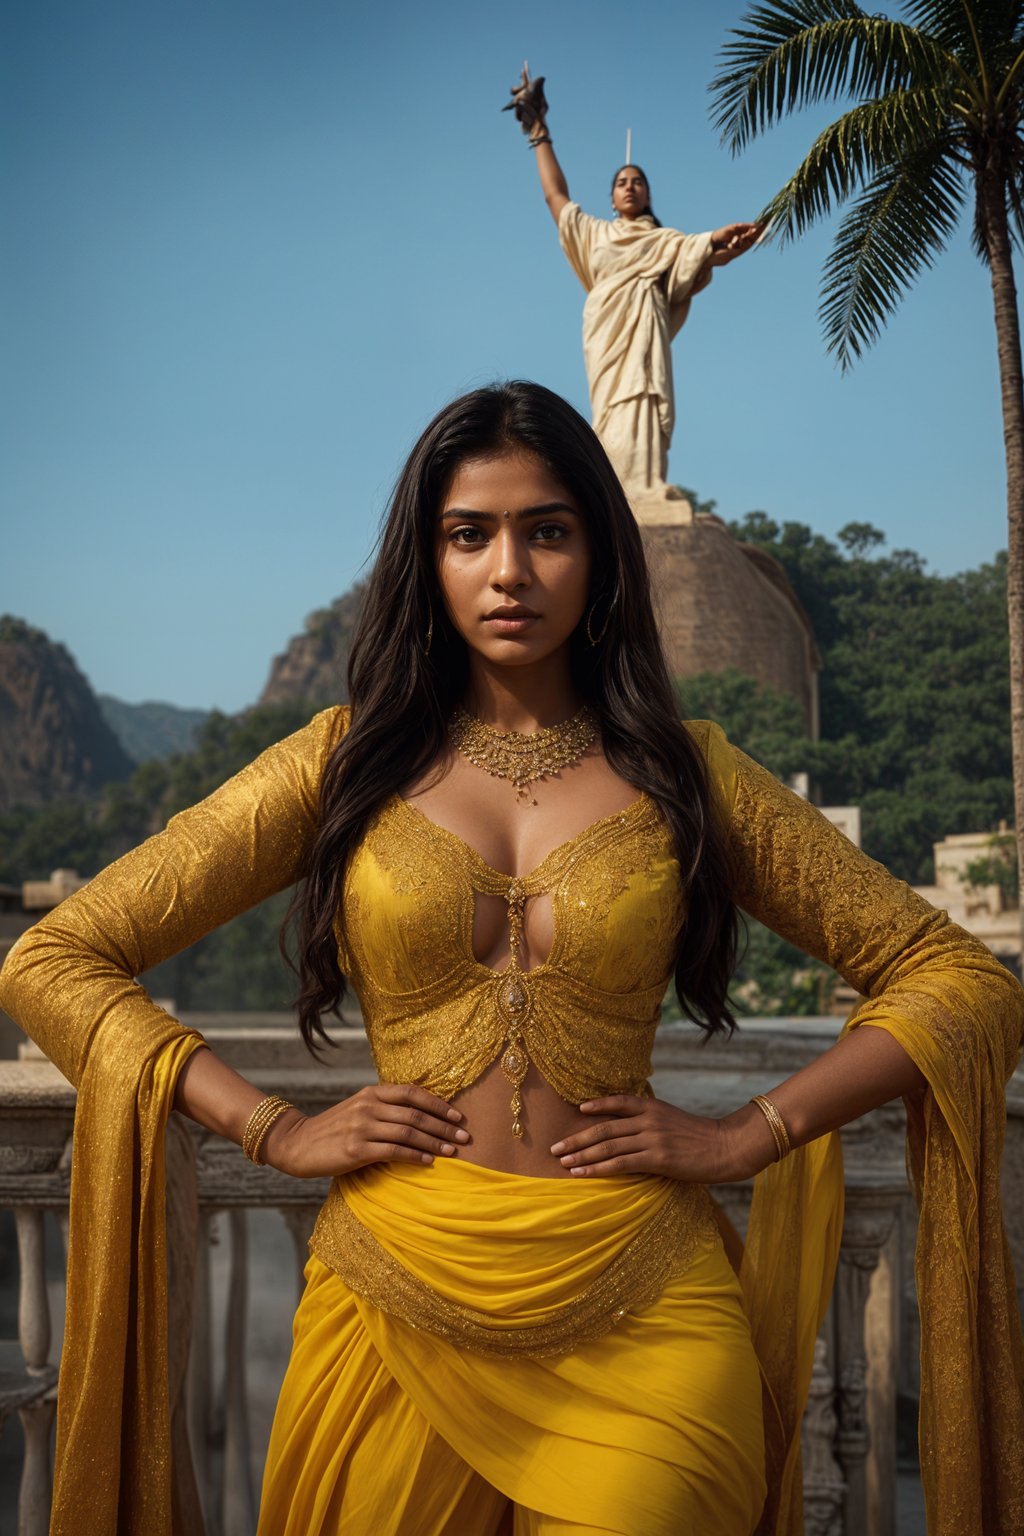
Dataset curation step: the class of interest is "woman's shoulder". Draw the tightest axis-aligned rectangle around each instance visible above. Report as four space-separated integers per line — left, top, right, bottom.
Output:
680 718 738 823
558 200 610 235
681 717 727 759
222 704 350 819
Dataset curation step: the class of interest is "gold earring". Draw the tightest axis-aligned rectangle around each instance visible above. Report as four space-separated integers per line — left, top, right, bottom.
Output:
586 598 611 647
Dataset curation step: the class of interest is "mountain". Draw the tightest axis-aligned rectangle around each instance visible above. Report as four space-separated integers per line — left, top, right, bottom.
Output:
0 616 134 811
98 696 210 764
259 583 365 708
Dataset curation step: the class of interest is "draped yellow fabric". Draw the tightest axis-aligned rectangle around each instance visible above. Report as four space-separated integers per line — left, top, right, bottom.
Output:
0 703 1021 1534
260 1159 767 1536
0 707 343 1536
704 727 1024 1535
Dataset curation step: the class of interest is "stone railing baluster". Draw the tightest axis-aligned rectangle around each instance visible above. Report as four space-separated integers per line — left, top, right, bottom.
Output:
835 1194 900 1536
222 1209 255 1536
188 1209 219 1536
801 1330 845 1536
14 1207 56 1536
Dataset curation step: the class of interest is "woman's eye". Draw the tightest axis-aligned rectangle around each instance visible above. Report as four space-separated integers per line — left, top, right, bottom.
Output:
450 526 486 545
533 522 567 541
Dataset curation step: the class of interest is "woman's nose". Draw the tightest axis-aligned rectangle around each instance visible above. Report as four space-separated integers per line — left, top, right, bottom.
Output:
490 531 531 589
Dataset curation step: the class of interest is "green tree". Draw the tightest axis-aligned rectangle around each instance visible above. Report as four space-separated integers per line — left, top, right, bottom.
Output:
730 514 1013 880
677 668 813 779
711 0 1024 942
963 830 1020 904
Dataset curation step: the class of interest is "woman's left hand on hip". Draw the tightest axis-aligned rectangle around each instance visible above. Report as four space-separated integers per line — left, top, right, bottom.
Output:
549 1094 763 1181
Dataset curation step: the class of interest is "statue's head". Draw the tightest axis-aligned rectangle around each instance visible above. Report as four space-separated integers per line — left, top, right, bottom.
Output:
610 165 660 225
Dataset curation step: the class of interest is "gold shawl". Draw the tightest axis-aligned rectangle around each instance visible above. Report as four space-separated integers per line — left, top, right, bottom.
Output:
701 726 1024 1535
0 707 342 1535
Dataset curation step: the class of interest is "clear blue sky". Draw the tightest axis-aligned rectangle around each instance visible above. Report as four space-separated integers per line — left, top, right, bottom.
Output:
2 0 1009 712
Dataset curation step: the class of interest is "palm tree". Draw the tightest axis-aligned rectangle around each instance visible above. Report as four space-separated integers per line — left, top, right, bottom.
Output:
711 0 1024 949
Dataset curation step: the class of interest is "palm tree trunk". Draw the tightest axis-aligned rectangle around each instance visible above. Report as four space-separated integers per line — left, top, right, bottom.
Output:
980 172 1024 960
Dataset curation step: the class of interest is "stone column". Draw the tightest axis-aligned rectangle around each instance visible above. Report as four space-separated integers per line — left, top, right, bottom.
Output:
802 1331 845 1536
835 1191 899 1536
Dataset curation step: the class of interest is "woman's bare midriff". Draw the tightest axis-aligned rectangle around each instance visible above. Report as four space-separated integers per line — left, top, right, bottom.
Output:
447 1058 599 1178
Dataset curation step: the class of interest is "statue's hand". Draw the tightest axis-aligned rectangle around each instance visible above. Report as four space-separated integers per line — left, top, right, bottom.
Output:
709 221 763 266
502 62 548 135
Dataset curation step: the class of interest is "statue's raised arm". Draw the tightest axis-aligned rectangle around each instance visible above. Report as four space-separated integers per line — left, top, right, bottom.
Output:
503 63 570 223
505 66 759 513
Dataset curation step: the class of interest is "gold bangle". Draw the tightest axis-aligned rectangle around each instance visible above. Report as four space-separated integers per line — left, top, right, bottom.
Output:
749 1094 792 1163
241 1095 294 1165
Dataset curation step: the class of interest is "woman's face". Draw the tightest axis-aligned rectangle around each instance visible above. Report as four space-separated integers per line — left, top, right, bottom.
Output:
611 166 649 219
436 448 591 674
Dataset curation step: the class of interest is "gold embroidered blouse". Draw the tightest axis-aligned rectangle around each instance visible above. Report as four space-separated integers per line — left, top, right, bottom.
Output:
340 787 682 1111
1 702 1022 1536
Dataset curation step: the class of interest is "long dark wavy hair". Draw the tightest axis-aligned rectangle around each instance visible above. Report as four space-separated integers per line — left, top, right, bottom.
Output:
289 381 737 1053
610 163 662 227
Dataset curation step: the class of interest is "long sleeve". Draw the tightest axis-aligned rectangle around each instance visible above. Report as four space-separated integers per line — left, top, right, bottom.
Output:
695 719 1024 1536
0 705 345 1085
0 703 346 1536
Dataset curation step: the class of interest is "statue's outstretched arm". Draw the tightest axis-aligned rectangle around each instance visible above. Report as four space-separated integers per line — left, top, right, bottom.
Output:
503 63 570 225
709 221 763 267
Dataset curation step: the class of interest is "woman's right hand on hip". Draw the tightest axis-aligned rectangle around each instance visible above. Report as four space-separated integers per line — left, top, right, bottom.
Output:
262 1082 470 1178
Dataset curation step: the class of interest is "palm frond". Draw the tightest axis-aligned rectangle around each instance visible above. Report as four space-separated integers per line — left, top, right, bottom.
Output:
758 88 957 240
710 4 961 151
903 1 1021 56
1008 165 1024 251
819 146 967 369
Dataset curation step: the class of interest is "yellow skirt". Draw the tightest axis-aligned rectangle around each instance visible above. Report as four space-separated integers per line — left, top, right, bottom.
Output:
257 1159 766 1536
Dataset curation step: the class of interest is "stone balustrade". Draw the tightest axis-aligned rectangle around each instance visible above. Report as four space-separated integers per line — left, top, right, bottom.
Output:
1 1015 1021 1535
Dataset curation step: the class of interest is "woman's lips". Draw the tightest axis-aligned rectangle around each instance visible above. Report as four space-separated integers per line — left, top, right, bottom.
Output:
484 615 539 635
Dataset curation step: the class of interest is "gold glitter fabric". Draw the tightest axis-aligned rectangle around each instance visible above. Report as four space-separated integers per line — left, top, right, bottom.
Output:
0 707 344 1536
707 732 1024 1536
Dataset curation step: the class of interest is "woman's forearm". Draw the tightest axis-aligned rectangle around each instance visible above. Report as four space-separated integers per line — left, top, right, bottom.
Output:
722 1022 926 1175
532 136 570 219
173 1044 278 1145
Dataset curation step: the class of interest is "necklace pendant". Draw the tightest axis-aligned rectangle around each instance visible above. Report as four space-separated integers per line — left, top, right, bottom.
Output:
501 1033 529 1139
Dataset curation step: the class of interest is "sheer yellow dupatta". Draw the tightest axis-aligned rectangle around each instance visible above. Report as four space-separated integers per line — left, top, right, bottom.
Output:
0 707 344 1535
694 719 1024 1536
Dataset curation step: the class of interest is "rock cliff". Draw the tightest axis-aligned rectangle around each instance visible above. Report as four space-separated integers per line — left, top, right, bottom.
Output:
0 616 135 810
259 583 365 708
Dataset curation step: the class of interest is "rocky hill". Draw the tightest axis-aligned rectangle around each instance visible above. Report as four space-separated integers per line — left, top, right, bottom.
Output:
0 616 135 811
98 696 209 764
259 583 365 708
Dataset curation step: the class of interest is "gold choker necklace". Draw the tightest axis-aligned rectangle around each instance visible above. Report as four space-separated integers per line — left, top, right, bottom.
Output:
448 706 598 804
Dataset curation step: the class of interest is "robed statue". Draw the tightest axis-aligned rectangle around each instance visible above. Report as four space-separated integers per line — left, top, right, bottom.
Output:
506 66 759 507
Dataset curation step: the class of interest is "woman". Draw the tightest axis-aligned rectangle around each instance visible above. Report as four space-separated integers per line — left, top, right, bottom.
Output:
511 70 759 502
1 381 1023 1536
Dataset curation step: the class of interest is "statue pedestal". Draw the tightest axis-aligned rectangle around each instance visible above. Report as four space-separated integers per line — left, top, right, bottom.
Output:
629 487 696 528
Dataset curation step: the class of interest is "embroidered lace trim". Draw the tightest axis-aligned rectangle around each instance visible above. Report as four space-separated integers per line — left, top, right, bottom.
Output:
309 1178 719 1358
